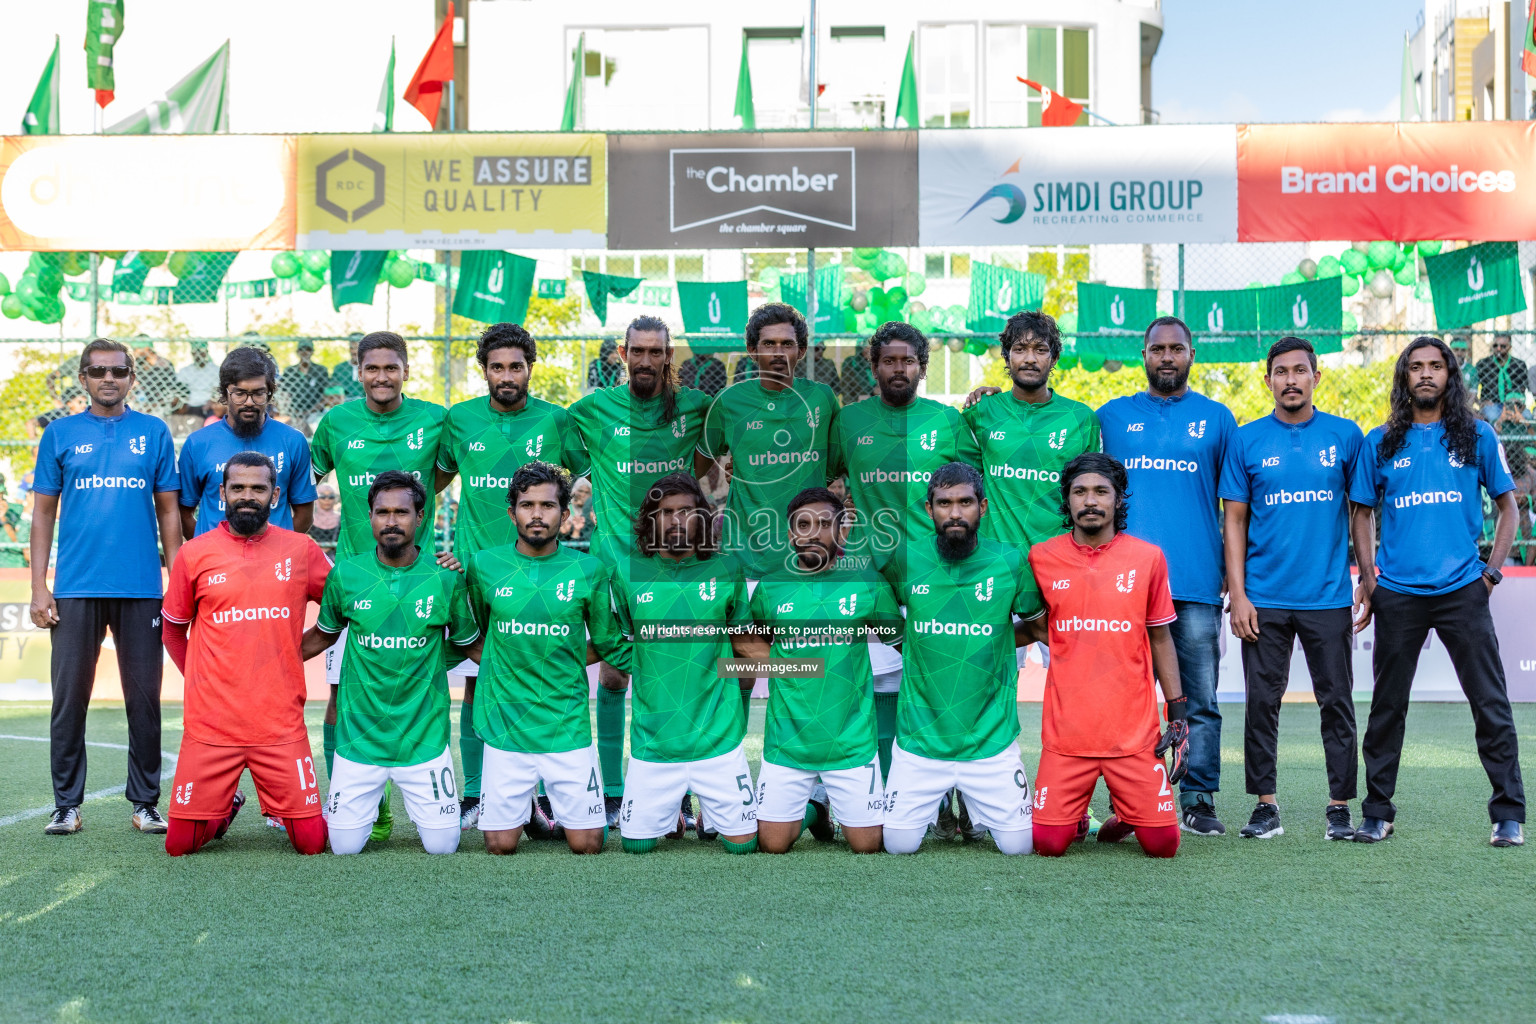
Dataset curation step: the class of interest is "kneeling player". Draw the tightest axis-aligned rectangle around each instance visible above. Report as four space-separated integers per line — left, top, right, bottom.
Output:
879 463 1043 855
610 473 759 854
161 453 333 855
302 471 480 855
1026 454 1188 859
743 487 903 854
466 462 630 855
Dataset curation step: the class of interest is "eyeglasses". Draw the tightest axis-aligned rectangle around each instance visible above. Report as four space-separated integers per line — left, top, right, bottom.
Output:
228 387 270 404
84 363 132 380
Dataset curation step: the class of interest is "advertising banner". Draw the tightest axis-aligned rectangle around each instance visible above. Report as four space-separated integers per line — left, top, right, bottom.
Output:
295 133 606 250
919 125 1239 246
1236 121 1536 242
677 280 749 348
1425 241 1528 329
965 262 1045 333
606 131 917 249
0 135 294 251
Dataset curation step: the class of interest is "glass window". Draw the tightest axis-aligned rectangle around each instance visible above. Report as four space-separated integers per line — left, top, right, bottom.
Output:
675 255 705 282
919 23 975 128
745 30 804 128
984 25 1023 127
925 253 947 278
825 27 887 128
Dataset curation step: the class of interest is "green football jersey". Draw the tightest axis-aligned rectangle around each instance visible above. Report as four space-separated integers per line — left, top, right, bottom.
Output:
961 389 1101 551
829 395 982 568
881 537 1043 761
748 565 903 771
311 397 447 559
610 553 749 763
437 396 590 560
465 544 630 755
699 377 840 577
566 384 712 558
317 551 479 767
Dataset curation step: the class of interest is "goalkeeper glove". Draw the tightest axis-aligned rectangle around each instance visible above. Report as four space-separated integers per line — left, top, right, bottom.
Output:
1155 695 1190 785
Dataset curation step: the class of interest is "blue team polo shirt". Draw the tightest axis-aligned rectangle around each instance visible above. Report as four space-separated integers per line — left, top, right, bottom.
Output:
178 417 317 535
1098 389 1236 605
1352 420 1514 597
1218 410 1367 610
32 407 179 599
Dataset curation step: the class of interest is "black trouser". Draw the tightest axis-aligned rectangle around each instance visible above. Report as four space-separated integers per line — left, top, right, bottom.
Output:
1241 606 1358 801
50 597 164 809
1364 581 1525 824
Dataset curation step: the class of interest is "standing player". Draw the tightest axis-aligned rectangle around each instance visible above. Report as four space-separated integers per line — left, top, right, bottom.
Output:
1220 338 1369 841
178 346 316 538
1350 337 1525 847
829 320 981 780
743 487 904 854
465 462 630 855
301 471 478 855
435 323 590 829
310 330 447 834
32 339 182 836
159 453 331 855
608 473 759 854
879 462 1043 856
567 316 712 824
1097 316 1236 836
1027 453 1187 858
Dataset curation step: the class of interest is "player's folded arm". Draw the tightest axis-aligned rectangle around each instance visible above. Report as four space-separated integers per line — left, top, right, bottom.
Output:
1013 610 1047 647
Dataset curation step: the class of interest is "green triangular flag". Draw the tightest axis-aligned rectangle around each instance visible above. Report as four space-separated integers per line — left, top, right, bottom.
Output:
84 1 124 95
108 41 230 134
455 251 537 324
23 37 60 135
733 35 756 130
1399 32 1419 122
374 39 395 132
780 266 844 331
893 33 918 128
967 262 1045 334
171 252 238 304
581 270 643 325
678 280 749 348
560 33 585 131
331 251 388 310
1257 277 1344 353
111 252 150 295
1425 241 1527 330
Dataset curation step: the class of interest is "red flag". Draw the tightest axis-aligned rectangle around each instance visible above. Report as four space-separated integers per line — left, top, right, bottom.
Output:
1017 77 1084 127
95 90 113 108
1523 0 1536 77
404 1 455 127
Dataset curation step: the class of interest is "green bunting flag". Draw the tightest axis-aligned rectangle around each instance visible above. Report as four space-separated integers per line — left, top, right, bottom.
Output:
1184 288 1261 360
560 33 585 131
893 33 918 128
331 251 388 310
84 1 123 104
1073 282 1156 362
678 280 749 350
374 40 396 133
111 253 150 294
780 266 844 331
171 252 238 304
967 262 1046 335
454 250 537 324
108 41 230 134
1425 241 1527 330
23 36 60 135
581 270 643 325
1256 277 1343 353
733 35 756 130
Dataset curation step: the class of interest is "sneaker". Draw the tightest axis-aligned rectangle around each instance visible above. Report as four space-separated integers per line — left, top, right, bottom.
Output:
1325 804 1355 841
215 792 246 840
537 795 565 841
956 791 987 843
459 797 481 830
526 796 560 840
131 803 167 834
1086 809 1102 837
679 793 698 834
1073 813 1092 844
266 816 286 831
44 806 82 835
1180 799 1226 836
808 784 836 842
603 795 622 830
1096 814 1137 844
1239 802 1284 839
931 789 959 841
370 780 394 843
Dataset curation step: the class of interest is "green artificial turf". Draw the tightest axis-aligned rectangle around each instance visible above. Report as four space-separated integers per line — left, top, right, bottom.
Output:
0 701 1530 1024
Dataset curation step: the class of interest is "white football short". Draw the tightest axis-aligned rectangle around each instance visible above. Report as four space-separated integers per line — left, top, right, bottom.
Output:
619 744 758 840
451 658 478 678
324 627 347 686
756 758 885 828
325 745 460 832
479 743 607 832
883 739 1033 833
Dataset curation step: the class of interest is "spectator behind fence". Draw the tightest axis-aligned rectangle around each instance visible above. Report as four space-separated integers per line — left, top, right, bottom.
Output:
559 476 594 544
1495 400 1535 562
127 338 190 422
176 341 220 415
1476 333 1528 422
732 353 759 385
793 341 842 394
283 340 331 430
839 342 878 405
1450 337 1478 394
309 483 340 548
33 386 89 438
586 339 625 389
310 385 344 433
678 350 728 396
330 337 365 400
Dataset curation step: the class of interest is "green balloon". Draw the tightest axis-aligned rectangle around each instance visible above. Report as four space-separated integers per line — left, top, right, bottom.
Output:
298 269 326 293
904 272 927 297
873 251 907 281
35 297 64 324
386 259 416 288
759 267 780 290
885 286 908 309
1079 353 1106 373
1394 262 1417 286
1390 247 1408 272
1342 310 1359 333
947 304 967 325
271 252 301 279
842 308 859 333
60 252 87 277
1340 273 1361 296
14 276 40 304
1316 255 1342 278
1 295 21 318
1400 242 1418 255
1298 258 1317 280
1057 311 1078 335
1414 277 1431 301
167 252 201 279
1366 240 1396 270
1416 240 1443 257
139 251 166 268
1246 280 1265 290
301 250 331 273
1339 249 1368 276
852 247 882 261
0 272 9 296
1280 271 1306 286
963 338 989 356
910 308 934 331
1056 353 1079 371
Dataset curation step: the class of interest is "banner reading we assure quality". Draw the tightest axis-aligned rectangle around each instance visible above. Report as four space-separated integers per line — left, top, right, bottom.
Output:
296 133 606 250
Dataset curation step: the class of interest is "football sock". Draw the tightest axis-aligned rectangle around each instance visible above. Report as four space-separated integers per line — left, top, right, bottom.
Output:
322 720 336 778
1032 823 1079 857
597 687 626 796
882 826 924 854
990 828 1034 855
874 692 898 780
328 824 371 855
371 781 393 841
621 836 658 854
1134 824 1181 859
165 818 213 857
740 687 752 723
720 835 758 855
285 815 328 855
419 826 461 855
800 801 823 839
459 698 483 799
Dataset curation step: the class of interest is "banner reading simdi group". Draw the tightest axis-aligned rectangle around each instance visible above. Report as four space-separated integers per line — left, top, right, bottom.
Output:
1237 121 1536 242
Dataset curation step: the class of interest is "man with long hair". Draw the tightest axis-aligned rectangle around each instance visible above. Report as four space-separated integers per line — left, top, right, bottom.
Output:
1349 336 1525 847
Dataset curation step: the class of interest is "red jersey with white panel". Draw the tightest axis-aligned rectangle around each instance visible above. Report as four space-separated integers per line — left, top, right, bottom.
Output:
1028 531 1177 758
163 522 331 746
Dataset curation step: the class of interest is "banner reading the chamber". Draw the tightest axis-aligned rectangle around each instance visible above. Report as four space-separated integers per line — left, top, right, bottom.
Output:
295 133 606 250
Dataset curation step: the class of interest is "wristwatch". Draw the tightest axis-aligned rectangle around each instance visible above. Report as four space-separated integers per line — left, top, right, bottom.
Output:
1482 564 1504 586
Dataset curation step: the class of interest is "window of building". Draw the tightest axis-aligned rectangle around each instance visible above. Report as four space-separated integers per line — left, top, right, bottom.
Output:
744 27 805 129
984 24 1090 127
825 26 887 128
566 26 709 130
919 23 975 127
675 255 705 282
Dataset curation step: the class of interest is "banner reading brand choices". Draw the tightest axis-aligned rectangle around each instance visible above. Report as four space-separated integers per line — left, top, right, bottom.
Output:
919 125 1239 245
1237 122 1536 242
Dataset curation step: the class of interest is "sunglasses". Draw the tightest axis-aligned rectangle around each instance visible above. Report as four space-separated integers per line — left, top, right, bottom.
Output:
84 365 133 380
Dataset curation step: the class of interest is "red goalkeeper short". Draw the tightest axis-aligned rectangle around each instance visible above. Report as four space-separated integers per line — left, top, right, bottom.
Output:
168 736 323 820
1032 747 1179 828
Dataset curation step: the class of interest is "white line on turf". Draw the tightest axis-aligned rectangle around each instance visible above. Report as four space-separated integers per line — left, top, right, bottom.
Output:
1262 1016 1336 1024
0 734 179 828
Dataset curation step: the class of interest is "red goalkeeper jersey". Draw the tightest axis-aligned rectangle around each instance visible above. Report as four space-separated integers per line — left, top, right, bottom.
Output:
163 522 331 746
1029 531 1177 758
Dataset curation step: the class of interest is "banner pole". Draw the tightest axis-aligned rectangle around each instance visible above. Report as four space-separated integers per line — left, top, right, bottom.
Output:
804 0 818 380
1177 243 1185 320
89 254 99 340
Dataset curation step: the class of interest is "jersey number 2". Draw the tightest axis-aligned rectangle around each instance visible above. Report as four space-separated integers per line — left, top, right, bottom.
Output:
1152 763 1171 797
